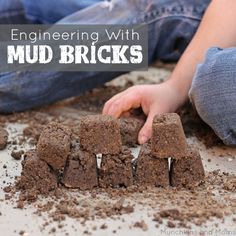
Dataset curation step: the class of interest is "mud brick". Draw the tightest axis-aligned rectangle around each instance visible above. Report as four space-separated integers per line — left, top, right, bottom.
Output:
119 117 144 147
79 115 122 154
151 113 187 158
170 147 205 188
135 143 169 187
62 142 98 190
17 150 57 194
99 147 133 188
37 122 71 171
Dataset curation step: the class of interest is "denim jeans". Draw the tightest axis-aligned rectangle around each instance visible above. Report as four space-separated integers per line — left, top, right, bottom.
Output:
0 0 210 113
4 0 235 145
189 47 236 145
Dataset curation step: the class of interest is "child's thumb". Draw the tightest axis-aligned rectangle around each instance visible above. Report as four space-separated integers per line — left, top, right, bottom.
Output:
138 111 156 144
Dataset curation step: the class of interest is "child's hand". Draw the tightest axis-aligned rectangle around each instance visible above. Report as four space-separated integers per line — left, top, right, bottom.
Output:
104 0 236 145
103 80 185 144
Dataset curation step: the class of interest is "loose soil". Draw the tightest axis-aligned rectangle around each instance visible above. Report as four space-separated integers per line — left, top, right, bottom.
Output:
0 85 235 235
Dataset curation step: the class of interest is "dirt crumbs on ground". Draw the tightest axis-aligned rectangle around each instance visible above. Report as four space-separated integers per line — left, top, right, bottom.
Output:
0 85 235 235
153 171 236 228
223 176 236 192
133 220 148 231
11 150 24 160
3 170 235 234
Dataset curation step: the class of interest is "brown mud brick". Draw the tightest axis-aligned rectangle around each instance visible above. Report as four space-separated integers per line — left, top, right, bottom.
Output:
62 142 98 190
170 147 205 188
99 147 133 188
119 117 145 147
135 143 169 187
79 115 122 154
37 122 71 171
17 150 57 195
0 127 8 150
151 113 187 158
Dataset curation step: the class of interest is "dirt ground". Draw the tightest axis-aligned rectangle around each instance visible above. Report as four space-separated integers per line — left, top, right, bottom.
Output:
0 66 236 236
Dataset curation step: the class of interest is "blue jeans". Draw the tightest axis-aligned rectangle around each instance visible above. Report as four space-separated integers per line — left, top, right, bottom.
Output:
4 0 236 145
0 0 210 113
189 47 236 145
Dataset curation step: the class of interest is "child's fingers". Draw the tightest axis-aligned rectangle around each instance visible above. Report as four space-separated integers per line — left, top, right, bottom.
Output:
102 94 123 115
138 107 165 144
120 111 131 118
138 111 156 144
106 91 141 118
102 90 129 115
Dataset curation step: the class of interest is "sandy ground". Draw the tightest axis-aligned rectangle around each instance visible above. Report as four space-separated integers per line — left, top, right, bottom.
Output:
0 67 236 236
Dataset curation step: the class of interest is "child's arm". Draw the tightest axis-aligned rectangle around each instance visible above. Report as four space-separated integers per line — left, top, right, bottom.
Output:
103 0 236 144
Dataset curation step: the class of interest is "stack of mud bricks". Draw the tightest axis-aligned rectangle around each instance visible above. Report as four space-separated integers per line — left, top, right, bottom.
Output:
78 115 133 188
28 113 204 193
136 113 205 188
61 115 133 190
19 122 72 194
35 115 133 190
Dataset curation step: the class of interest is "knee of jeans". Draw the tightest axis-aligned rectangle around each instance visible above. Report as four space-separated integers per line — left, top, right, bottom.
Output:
189 47 236 145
